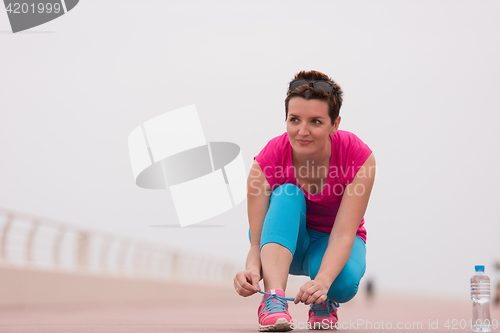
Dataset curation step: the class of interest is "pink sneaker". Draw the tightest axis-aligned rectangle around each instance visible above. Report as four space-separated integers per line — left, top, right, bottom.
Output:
257 289 294 332
307 299 339 330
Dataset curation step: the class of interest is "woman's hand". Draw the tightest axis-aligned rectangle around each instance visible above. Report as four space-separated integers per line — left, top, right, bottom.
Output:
294 279 329 305
233 269 261 297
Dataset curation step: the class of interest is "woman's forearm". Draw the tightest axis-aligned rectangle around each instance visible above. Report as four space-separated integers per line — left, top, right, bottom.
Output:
245 160 271 275
246 191 267 274
245 244 262 273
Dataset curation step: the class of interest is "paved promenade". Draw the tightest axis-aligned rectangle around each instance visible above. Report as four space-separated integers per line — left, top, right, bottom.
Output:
1 286 499 333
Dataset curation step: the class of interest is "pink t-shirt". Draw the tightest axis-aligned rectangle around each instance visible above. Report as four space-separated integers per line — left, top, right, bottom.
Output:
254 130 372 243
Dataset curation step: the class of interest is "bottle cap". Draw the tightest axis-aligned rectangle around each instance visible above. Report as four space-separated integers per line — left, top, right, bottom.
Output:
475 265 485 272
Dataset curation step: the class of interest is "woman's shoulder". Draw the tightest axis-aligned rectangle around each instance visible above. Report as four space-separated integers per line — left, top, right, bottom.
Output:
255 132 289 161
259 132 289 155
330 130 372 185
333 129 363 140
254 133 290 187
267 132 289 146
332 130 370 149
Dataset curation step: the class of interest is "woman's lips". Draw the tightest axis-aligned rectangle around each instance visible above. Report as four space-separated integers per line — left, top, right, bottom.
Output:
297 139 312 145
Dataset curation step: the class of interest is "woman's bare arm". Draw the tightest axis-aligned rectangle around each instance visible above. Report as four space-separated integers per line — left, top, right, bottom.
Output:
295 153 376 304
315 153 376 288
233 159 272 296
246 160 272 273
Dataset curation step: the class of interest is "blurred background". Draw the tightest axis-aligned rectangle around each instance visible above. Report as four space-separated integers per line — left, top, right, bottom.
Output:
1 0 500 306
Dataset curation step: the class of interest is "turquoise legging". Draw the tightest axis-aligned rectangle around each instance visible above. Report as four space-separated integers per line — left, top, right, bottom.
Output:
249 183 366 303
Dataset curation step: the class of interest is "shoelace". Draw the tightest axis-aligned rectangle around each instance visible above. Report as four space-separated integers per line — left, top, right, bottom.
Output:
310 299 340 317
258 290 294 314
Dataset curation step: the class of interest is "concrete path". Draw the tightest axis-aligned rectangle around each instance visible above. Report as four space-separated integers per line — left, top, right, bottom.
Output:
1 287 499 333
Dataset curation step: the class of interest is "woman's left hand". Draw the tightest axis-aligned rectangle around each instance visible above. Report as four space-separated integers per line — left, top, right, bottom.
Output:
294 279 329 305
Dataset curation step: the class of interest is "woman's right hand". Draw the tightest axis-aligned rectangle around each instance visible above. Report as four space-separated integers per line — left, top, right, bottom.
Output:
233 269 261 297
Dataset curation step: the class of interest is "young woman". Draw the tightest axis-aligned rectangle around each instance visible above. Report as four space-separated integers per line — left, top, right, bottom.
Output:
233 70 375 331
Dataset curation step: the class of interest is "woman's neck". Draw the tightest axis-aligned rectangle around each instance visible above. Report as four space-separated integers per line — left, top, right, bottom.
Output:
292 137 332 170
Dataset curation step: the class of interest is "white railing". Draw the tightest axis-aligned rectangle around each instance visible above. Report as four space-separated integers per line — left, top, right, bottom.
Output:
0 207 238 286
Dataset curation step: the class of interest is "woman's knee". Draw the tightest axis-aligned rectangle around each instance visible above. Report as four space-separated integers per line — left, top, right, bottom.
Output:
327 278 360 303
263 183 306 229
257 184 307 254
271 183 305 202
327 264 366 303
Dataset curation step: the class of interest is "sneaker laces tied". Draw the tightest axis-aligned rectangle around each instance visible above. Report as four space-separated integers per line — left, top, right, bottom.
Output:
258 290 294 314
310 299 340 317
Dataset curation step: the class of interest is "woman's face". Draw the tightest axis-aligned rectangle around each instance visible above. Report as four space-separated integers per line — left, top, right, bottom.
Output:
286 97 340 158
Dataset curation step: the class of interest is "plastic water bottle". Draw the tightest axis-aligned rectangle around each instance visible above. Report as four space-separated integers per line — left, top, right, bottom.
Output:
470 265 492 332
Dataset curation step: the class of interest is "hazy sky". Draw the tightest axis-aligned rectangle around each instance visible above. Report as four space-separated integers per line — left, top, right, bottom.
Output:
1 1 499 298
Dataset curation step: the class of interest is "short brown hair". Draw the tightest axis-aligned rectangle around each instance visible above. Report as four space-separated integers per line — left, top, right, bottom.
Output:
285 70 343 125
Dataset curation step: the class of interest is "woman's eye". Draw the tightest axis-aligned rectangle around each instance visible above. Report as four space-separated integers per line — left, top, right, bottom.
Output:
313 119 322 124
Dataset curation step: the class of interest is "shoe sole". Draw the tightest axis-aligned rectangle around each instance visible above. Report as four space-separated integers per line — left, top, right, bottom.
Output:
258 318 292 332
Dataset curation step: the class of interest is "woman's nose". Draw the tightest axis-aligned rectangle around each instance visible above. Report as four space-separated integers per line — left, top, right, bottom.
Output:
298 123 309 136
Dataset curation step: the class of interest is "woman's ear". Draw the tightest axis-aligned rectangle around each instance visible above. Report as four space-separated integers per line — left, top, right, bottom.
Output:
331 116 341 135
